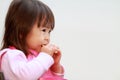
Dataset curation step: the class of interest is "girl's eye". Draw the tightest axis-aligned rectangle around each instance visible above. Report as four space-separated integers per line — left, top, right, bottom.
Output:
42 29 46 32
41 28 51 33
49 30 51 33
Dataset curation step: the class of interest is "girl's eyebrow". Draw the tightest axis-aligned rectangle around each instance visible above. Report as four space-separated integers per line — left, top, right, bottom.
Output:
40 27 52 31
42 26 52 29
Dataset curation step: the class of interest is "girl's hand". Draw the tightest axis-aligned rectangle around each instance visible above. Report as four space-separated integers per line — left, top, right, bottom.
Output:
41 44 57 56
50 47 63 73
41 44 63 73
53 48 61 64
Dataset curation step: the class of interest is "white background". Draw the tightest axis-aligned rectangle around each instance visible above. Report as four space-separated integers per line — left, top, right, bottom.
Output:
0 0 120 80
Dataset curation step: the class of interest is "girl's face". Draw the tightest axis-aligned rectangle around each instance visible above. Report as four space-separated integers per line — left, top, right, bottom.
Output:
26 22 52 53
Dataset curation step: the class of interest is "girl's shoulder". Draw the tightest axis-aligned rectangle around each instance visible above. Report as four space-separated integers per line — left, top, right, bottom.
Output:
0 48 23 53
0 48 26 58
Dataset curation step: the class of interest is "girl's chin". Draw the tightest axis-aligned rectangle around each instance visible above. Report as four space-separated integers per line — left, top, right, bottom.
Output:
36 48 41 53
33 47 41 53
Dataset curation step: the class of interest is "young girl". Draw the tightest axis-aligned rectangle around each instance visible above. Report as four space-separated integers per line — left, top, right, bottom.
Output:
0 0 66 80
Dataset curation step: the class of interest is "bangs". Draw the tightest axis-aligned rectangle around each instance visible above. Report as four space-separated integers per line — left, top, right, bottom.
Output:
37 2 55 30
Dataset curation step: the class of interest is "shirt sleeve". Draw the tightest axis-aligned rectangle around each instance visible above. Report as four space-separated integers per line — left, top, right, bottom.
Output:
39 65 66 80
1 49 54 80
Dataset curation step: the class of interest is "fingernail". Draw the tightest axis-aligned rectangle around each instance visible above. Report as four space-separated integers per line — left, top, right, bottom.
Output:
55 51 58 54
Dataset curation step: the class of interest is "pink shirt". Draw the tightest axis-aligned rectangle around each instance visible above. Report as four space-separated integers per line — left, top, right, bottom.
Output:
0 48 66 80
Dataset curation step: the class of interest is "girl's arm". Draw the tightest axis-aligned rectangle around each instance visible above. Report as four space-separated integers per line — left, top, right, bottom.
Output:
1 49 54 80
